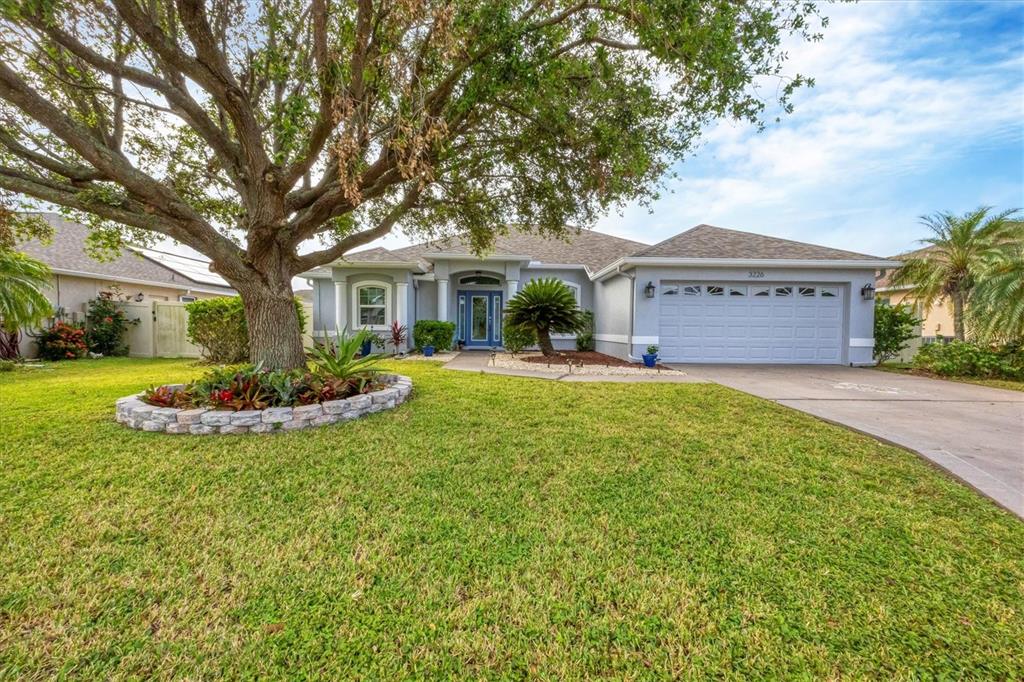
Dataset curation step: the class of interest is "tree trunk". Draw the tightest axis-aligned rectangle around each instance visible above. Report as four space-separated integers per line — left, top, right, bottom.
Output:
239 281 307 370
536 326 556 356
952 291 965 341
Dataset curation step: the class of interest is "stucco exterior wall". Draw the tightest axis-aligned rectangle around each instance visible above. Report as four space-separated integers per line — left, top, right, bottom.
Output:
630 265 878 365
592 273 633 359
885 290 954 339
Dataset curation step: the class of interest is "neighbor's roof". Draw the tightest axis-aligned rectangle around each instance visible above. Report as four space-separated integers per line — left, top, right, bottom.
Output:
876 244 936 289
341 228 648 274
632 224 888 262
18 213 235 293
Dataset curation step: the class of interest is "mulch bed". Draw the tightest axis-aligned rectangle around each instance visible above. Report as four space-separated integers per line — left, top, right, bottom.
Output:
518 350 673 370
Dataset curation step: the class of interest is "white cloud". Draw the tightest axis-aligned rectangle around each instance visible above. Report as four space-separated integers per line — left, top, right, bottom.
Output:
599 1 1024 256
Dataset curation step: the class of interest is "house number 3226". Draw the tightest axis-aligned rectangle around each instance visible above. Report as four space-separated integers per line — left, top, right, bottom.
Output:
748 270 765 278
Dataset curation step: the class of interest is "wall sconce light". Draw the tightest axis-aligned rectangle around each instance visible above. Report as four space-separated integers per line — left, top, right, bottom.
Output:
860 283 875 301
644 281 656 299
134 292 145 302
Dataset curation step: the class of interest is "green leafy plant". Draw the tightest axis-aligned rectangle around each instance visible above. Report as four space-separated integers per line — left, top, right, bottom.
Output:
575 310 595 352
0 359 16 371
85 291 139 356
186 297 307 364
874 302 920 362
0 249 52 359
504 279 584 356
913 341 1023 380
308 329 384 381
646 345 659 356
36 321 87 360
502 320 536 356
968 239 1024 343
412 320 456 351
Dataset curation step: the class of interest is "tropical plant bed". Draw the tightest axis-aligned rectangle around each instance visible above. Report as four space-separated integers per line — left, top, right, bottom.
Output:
494 352 681 376
116 373 412 434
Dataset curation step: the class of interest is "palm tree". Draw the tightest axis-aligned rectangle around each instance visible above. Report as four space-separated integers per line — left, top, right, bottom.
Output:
968 235 1024 342
890 207 1021 341
0 249 53 358
504 278 585 356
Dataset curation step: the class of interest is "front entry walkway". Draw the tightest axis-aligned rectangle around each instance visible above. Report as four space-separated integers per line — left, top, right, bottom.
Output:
674 364 1024 519
444 351 706 383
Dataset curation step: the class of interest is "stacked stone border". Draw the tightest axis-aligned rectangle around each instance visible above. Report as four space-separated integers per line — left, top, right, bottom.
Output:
116 374 412 435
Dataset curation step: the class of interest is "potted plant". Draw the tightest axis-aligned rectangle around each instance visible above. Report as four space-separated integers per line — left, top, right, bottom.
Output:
387 321 408 356
422 343 435 357
359 331 383 357
642 344 659 368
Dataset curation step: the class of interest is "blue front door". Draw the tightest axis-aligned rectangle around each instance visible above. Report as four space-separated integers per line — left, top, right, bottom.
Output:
458 290 502 347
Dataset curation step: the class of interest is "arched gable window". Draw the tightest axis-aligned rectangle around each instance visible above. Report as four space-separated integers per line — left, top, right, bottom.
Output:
352 281 392 329
458 274 501 286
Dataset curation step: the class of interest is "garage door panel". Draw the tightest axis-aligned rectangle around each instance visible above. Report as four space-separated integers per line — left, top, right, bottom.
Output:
658 281 846 364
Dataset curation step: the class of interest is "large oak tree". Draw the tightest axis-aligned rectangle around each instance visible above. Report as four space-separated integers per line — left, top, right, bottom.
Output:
0 0 825 369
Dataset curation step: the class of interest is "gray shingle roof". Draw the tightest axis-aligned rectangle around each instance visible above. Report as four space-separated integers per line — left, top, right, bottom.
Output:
632 224 886 261
337 246 412 263
387 228 647 273
19 213 235 293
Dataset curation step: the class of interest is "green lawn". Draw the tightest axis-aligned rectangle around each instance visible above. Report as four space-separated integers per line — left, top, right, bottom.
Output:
1 359 1022 678
876 362 1024 392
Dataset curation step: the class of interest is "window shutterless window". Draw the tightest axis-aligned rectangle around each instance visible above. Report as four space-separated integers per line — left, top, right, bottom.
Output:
799 286 816 297
357 286 387 326
820 286 839 298
753 286 770 297
682 285 701 296
706 285 724 296
774 286 793 297
729 286 747 297
662 284 680 296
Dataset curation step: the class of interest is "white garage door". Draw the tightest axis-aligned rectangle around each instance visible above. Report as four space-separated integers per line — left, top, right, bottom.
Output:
657 283 845 364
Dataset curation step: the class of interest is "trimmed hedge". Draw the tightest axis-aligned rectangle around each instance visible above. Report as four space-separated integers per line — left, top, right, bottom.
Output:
412 320 456 351
185 296 307 364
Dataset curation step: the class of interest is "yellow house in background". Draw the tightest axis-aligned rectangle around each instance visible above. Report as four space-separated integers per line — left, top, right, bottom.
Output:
876 246 955 362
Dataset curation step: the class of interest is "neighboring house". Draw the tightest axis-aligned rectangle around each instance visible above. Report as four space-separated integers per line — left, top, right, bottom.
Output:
875 245 955 361
302 224 894 365
17 213 236 356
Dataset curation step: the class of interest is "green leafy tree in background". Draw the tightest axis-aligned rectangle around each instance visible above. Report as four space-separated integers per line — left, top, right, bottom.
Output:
504 278 583 356
0 0 826 369
890 207 1021 341
968 238 1024 343
873 301 919 363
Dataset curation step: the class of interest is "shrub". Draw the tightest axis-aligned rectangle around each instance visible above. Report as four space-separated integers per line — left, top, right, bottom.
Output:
0 359 15 371
85 291 139 356
36 321 88 360
575 309 595 352
874 301 919 362
186 296 307 363
413 319 456 351
502 320 536 355
913 341 1024 379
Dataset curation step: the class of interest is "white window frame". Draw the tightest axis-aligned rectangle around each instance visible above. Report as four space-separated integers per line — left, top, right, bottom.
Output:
351 280 392 330
545 278 581 339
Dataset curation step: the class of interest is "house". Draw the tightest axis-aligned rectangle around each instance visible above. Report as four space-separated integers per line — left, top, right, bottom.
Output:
302 224 895 365
875 245 954 361
17 213 236 356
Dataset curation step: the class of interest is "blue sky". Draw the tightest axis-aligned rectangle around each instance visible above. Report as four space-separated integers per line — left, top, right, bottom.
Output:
368 0 1024 259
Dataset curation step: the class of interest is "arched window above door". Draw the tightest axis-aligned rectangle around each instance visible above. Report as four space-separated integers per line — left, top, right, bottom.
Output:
458 274 501 286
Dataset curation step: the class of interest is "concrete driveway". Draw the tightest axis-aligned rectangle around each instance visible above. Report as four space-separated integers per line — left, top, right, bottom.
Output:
673 365 1024 519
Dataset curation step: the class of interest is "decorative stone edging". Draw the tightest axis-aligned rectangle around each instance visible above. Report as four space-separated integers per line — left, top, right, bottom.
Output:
115 373 412 435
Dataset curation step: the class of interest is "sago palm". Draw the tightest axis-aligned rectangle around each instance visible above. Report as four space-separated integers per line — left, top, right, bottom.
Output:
504 278 584 356
890 207 1021 340
0 249 52 332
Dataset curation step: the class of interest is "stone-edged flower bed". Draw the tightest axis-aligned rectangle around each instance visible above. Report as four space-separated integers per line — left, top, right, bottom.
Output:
116 373 412 435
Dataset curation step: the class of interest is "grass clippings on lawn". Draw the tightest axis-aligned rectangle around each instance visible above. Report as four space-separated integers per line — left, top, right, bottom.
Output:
1 358 1022 679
